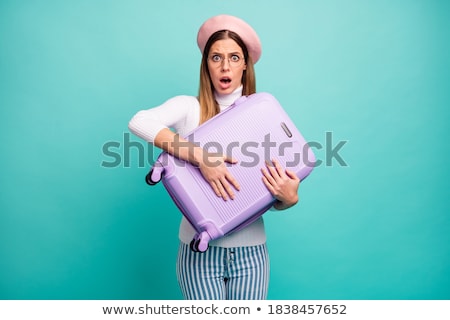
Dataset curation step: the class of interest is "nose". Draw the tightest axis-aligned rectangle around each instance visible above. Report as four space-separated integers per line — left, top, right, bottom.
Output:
221 58 231 71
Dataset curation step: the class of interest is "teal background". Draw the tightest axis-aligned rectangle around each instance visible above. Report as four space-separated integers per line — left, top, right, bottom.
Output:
1 0 449 300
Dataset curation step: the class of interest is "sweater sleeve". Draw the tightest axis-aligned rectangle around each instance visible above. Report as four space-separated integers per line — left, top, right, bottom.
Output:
128 95 198 143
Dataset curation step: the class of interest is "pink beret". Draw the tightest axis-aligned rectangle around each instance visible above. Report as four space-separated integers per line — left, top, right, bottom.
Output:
197 15 262 64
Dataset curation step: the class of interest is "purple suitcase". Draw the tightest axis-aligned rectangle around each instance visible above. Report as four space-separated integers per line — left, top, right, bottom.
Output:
146 92 315 252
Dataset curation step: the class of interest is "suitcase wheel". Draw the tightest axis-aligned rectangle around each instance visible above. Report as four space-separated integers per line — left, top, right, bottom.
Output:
190 233 210 253
189 238 199 252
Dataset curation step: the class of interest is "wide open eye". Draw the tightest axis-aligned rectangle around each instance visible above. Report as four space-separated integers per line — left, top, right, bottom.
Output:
211 54 222 63
230 54 240 63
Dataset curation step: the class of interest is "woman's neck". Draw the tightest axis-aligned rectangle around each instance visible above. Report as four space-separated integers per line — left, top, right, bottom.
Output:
214 85 243 110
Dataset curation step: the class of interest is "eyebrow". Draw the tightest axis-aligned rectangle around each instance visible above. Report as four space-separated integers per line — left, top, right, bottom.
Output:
210 51 242 56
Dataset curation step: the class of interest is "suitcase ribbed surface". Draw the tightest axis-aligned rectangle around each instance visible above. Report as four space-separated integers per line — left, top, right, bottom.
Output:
188 104 299 223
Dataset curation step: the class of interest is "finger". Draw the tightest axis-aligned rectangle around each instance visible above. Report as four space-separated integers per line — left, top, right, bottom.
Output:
215 180 228 201
261 167 276 185
220 177 235 200
265 160 280 181
225 172 240 191
262 176 275 193
272 158 286 178
285 169 300 181
264 159 274 167
210 181 222 198
224 155 238 164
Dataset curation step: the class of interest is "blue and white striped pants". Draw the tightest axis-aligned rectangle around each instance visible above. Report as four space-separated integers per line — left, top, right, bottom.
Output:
176 242 270 300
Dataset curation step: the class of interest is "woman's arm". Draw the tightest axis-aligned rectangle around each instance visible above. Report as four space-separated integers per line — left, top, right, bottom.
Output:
261 158 300 210
128 96 240 200
153 128 240 201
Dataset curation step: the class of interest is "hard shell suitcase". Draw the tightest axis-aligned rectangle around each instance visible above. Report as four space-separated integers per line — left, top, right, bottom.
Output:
146 92 315 252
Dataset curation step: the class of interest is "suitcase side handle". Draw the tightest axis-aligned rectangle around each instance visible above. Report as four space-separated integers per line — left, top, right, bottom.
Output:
145 161 164 185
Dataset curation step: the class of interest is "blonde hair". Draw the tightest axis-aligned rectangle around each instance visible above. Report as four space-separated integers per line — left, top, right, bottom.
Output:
198 30 256 124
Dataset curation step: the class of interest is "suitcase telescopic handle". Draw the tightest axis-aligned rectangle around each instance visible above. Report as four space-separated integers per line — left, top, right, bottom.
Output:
145 161 164 185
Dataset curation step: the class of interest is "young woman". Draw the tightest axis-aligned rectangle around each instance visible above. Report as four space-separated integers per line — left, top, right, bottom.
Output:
128 15 300 300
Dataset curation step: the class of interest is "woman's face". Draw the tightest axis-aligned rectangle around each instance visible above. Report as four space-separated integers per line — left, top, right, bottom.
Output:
207 38 247 95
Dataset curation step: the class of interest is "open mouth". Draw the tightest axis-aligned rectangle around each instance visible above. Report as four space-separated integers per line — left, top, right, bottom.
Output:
220 77 231 84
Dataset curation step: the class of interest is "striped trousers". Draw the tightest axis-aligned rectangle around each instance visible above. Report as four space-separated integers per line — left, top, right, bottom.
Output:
176 242 270 300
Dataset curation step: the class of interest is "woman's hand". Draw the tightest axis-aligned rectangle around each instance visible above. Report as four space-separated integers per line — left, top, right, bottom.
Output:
198 152 240 201
261 158 300 210
152 130 240 200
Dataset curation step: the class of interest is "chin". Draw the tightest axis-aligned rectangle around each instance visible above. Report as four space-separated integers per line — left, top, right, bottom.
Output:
220 88 233 95
216 85 237 95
